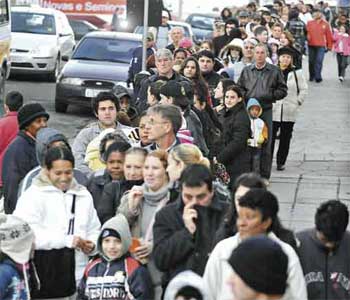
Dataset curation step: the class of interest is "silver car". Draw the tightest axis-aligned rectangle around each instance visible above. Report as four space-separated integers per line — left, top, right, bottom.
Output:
10 6 75 81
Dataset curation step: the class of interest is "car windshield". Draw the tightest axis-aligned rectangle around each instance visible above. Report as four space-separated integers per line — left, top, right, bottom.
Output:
190 15 215 30
11 12 56 35
72 37 140 63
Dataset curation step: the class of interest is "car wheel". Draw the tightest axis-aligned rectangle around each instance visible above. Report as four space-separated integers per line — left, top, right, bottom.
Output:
55 98 68 113
48 55 61 82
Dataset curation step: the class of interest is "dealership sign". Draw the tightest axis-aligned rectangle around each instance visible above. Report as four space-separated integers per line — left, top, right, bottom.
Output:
40 0 126 14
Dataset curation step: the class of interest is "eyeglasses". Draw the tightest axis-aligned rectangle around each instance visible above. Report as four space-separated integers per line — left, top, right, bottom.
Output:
148 119 169 126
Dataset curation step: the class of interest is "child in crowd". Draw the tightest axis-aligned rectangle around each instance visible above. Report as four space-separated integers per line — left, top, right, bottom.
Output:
246 98 268 174
333 24 350 82
77 214 153 300
0 214 35 300
147 80 166 107
268 38 280 65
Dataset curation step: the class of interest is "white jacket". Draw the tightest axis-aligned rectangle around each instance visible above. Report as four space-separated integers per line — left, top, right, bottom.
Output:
203 232 307 300
273 69 308 123
14 171 101 282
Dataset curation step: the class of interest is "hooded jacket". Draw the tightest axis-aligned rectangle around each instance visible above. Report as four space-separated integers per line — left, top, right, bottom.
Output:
246 98 268 148
18 128 88 198
77 214 153 300
203 232 307 300
73 122 133 177
213 18 240 57
296 229 350 300
13 170 101 282
164 270 209 300
2 131 38 213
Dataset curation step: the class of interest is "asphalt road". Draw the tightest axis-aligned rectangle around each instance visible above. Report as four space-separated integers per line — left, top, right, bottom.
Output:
5 74 94 141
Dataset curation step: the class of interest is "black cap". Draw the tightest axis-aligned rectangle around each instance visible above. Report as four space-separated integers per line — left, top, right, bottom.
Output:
17 103 49 130
277 46 298 59
160 80 192 107
101 228 121 240
228 235 288 295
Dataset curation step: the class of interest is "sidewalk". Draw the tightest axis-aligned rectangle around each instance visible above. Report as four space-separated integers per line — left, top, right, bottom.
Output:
269 53 350 231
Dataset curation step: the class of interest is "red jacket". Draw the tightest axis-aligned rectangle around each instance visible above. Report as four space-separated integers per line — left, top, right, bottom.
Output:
0 112 19 187
307 19 333 49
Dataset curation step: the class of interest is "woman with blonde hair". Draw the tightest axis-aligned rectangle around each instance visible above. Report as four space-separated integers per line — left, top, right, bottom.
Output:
167 144 230 204
167 144 210 183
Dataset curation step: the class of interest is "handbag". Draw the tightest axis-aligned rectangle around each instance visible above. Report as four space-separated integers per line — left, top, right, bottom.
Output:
31 195 77 299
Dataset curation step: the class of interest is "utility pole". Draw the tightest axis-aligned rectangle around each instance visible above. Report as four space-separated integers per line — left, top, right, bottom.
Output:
141 0 149 71
179 0 183 20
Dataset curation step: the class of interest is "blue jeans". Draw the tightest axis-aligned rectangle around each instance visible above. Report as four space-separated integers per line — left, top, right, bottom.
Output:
308 46 325 81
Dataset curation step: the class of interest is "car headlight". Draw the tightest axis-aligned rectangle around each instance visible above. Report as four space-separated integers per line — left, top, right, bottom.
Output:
116 81 128 88
60 77 84 85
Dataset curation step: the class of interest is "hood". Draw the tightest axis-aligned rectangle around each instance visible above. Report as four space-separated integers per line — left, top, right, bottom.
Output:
247 98 263 117
164 270 208 300
36 128 68 166
62 59 129 82
97 214 132 261
12 32 57 51
0 214 35 264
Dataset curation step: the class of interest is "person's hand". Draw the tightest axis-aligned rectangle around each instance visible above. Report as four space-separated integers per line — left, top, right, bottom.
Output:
80 240 95 255
72 236 85 249
134 242 152 260
128 186 143 212
183 201 198 235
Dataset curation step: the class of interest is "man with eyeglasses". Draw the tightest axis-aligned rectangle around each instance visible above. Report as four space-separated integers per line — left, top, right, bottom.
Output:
136 49 189 113
146 104 183 152
232 38 257 82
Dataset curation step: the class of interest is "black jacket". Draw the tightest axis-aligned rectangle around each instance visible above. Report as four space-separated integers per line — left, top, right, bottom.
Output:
238 63 288 110
97 179 144 224
217 102 251 185
153 195 228 289
87 169 113 221
2 131 38 213
136 72 190 113
202 71 222 104
296 229 350 300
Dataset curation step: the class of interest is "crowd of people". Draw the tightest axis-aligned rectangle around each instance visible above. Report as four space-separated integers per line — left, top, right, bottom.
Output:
0 1 350 300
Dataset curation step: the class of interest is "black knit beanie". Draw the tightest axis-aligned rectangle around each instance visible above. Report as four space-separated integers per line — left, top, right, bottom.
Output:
228 235 288 295
17 103 50 130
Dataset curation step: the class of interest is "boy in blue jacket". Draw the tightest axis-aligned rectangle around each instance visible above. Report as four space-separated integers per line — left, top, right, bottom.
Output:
77 214 153 300
0 214 35 300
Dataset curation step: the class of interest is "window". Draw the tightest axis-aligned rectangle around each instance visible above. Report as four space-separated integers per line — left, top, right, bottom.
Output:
0 0 9 25
72 37 141 64
11 12 56 35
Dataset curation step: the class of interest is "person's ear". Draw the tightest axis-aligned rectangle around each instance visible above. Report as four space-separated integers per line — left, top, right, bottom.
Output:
262 217 272 231
4 104 9 114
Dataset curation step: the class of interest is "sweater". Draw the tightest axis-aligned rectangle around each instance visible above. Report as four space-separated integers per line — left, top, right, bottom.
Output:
307 19 333 49
296 229 350 300
333 30 350 56
0 112 19 187
203 232 307 300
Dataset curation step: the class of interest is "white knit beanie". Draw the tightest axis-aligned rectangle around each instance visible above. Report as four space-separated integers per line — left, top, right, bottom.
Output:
0 214 35 264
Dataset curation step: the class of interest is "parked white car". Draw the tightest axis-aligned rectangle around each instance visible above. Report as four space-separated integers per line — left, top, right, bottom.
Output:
10 6 75 81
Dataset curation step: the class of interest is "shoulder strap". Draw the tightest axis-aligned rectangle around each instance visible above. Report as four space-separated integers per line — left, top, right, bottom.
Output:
67 194 76 235
293 70 300 96
84 258 102 277
125 257 140 277
124 257 140 300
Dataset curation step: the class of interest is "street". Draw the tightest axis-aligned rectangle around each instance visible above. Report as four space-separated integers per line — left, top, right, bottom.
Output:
5 53 350 232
